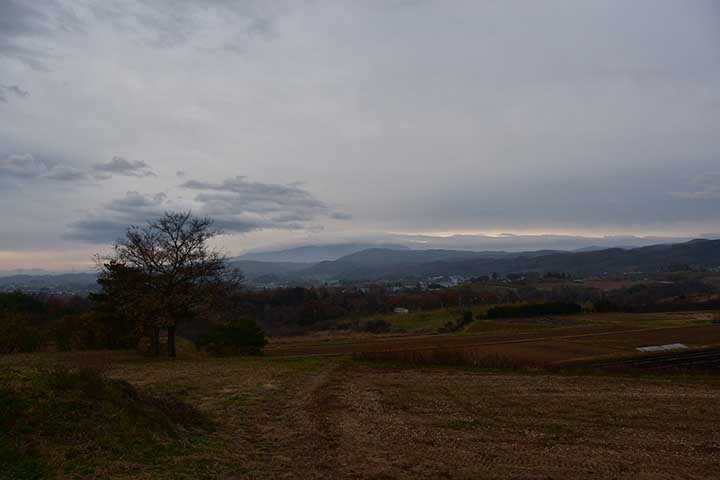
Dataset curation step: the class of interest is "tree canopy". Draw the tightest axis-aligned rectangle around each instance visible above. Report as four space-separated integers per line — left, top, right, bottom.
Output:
98 211 244 356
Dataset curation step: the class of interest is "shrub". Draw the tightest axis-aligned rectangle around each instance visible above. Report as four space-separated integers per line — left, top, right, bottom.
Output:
437 321 457 334
437 311 476 333
593 298 619 313
0 292 47 316
0 313 45 354
459 310 474 327
485 302 582 319
52 310 135 352
360 318 392 333
198 318 267 356
53 313 116 351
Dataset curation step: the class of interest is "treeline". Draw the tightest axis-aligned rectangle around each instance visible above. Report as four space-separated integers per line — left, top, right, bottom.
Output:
0 292 98 353
243 286 470 334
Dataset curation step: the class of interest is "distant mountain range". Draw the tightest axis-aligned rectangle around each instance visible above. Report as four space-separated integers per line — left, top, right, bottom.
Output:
0 272 98 293
3 239 720 291
232 239 720 284
347 233 699 252
394 239 720 280
236 242 409 263
0 269 67 278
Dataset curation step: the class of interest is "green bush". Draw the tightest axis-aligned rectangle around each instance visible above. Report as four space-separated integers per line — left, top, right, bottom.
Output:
198 318 267 356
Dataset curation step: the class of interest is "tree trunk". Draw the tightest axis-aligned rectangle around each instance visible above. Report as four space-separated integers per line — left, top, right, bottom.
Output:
167 325 176 357
152 326 160 357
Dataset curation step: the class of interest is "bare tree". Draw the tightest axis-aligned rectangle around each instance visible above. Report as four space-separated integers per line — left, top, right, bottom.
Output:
98 211 243 356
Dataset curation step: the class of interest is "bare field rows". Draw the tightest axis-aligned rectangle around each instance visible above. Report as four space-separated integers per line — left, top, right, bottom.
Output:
578 347 720 372
266 323 720 368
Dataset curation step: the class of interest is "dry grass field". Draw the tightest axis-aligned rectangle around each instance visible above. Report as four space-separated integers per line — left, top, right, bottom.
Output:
3 310 720 479
2 351 720 479
265 311 720 366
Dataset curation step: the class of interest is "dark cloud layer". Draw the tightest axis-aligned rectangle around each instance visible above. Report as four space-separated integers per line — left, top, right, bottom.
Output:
0 0 81 68
0 153 86 181
0 154 155 183
0 84 28 102
88 0 278 49
182 176 328 212
92 156 155 178
671 172 720 200
66 176 347 243
64 191 170 243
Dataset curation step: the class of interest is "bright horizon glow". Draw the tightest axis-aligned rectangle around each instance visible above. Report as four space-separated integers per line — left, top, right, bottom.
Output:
390 229 703 239
1 228 713 271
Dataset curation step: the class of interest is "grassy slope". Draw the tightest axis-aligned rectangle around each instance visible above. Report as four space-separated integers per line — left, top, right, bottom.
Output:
0 366 211 480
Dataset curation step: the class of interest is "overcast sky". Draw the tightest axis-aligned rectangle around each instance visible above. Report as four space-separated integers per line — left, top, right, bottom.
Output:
1 0 719 269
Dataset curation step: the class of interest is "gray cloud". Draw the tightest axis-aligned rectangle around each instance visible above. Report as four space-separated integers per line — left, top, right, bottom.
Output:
671 172 720 200
182 176 328 211
0 0 81 68
88 0 278 49
330 212 352 220
92 156 155 178
0 84 29 102
66 175 347 243
183 176 348 227
44 165 87 181
0 1 51 66
64 191 171 243
105 191 168 212
0 153 87 182
2 1 720 265
0 153 154 184
0 154 48 179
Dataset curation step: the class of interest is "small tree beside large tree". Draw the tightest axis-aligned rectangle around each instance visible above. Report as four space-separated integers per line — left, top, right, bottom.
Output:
97 211 244 356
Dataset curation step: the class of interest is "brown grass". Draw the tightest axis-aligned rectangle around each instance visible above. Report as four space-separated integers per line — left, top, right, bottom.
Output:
2 350 720 479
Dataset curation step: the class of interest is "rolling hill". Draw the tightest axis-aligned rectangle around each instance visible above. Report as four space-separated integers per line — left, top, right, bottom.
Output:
4 240 720 290
236 243 409 263
286 239 720 282
0 272 98 292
